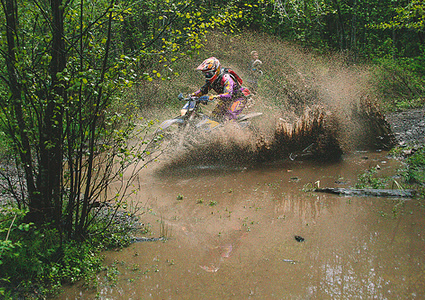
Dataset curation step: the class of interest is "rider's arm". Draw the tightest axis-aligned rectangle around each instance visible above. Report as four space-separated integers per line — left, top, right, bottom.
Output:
191 82 210 97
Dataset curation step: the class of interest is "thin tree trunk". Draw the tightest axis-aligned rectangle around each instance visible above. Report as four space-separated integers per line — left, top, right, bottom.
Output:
2 0 38 219
332 0 346 50
351 0 357 60
77 0 115 235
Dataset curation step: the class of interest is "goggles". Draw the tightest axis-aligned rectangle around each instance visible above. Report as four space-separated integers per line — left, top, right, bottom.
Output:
204 70 215 79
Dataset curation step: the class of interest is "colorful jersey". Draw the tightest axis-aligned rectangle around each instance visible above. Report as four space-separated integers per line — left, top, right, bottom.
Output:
192 70 250 120
193 73 242 101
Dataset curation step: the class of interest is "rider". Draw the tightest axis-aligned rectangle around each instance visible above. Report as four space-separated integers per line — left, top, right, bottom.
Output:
190 57 250 121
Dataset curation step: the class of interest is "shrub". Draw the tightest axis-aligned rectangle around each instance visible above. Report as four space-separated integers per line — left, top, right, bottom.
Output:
0 207 130 298
406 147 425 185
371 56 425 111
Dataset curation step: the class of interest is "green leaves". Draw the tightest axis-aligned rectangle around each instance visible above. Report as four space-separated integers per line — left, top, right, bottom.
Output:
394 0 425 31
406 147 425 184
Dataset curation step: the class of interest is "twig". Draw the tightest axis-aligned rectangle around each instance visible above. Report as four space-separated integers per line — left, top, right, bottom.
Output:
5 214 16 242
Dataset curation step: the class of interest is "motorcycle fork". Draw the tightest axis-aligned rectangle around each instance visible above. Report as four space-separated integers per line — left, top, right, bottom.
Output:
177 109 199 148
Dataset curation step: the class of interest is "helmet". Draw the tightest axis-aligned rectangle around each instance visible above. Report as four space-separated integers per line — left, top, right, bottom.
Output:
196 57 221 83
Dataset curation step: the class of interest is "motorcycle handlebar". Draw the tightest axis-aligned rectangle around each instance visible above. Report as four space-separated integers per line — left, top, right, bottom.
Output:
178 93 201 102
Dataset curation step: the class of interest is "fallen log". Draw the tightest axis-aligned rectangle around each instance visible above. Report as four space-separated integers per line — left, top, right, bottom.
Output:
314 187 416 198
131 237 165 243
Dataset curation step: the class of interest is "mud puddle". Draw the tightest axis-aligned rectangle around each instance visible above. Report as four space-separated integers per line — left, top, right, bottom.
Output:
57 151 425 299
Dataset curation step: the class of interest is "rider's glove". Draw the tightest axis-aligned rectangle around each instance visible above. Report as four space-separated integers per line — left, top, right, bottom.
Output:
209 95 218 101
199 95 209 104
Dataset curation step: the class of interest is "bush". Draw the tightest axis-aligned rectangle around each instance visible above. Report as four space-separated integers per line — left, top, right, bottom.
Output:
371 56 425 111
0 208 119 299
406 147 425 185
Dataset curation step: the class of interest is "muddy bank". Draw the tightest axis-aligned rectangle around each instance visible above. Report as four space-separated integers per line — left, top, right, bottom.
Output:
386 108 425 147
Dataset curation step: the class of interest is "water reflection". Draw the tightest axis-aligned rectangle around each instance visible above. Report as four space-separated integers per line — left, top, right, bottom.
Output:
55 151 425 299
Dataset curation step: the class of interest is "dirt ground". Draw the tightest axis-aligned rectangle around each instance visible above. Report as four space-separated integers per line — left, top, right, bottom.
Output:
386 107 425 147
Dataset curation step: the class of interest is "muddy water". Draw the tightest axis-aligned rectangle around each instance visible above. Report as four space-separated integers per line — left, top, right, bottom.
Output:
58 151 425 299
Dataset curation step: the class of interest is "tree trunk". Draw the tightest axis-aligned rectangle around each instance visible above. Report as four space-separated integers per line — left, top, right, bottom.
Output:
332 0 346 50
2 0 39 219
37 0 66 224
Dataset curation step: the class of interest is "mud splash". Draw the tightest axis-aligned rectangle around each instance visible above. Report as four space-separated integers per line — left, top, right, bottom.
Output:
152 32 396 169
157 97 393 172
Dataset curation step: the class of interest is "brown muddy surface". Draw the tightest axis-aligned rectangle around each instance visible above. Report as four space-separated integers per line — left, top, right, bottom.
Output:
386 108 425 147
57 149 425 299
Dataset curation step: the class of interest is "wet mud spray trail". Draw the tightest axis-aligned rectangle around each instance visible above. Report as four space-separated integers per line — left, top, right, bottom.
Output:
58 40 425 299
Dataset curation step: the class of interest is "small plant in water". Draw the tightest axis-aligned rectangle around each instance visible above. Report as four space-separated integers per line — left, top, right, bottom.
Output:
355 167 388 189
106 265 120 285
176 194 184 200
302 182 315 192
131 264 141 271
209 200 217 206
392 199 406 218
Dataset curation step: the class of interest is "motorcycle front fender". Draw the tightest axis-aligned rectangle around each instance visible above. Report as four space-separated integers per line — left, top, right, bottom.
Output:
196 115 221 131
156 117 185 132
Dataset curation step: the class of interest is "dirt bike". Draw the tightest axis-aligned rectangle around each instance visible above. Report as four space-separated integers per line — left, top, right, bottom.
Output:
156 93 262 133
153 93 262 150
